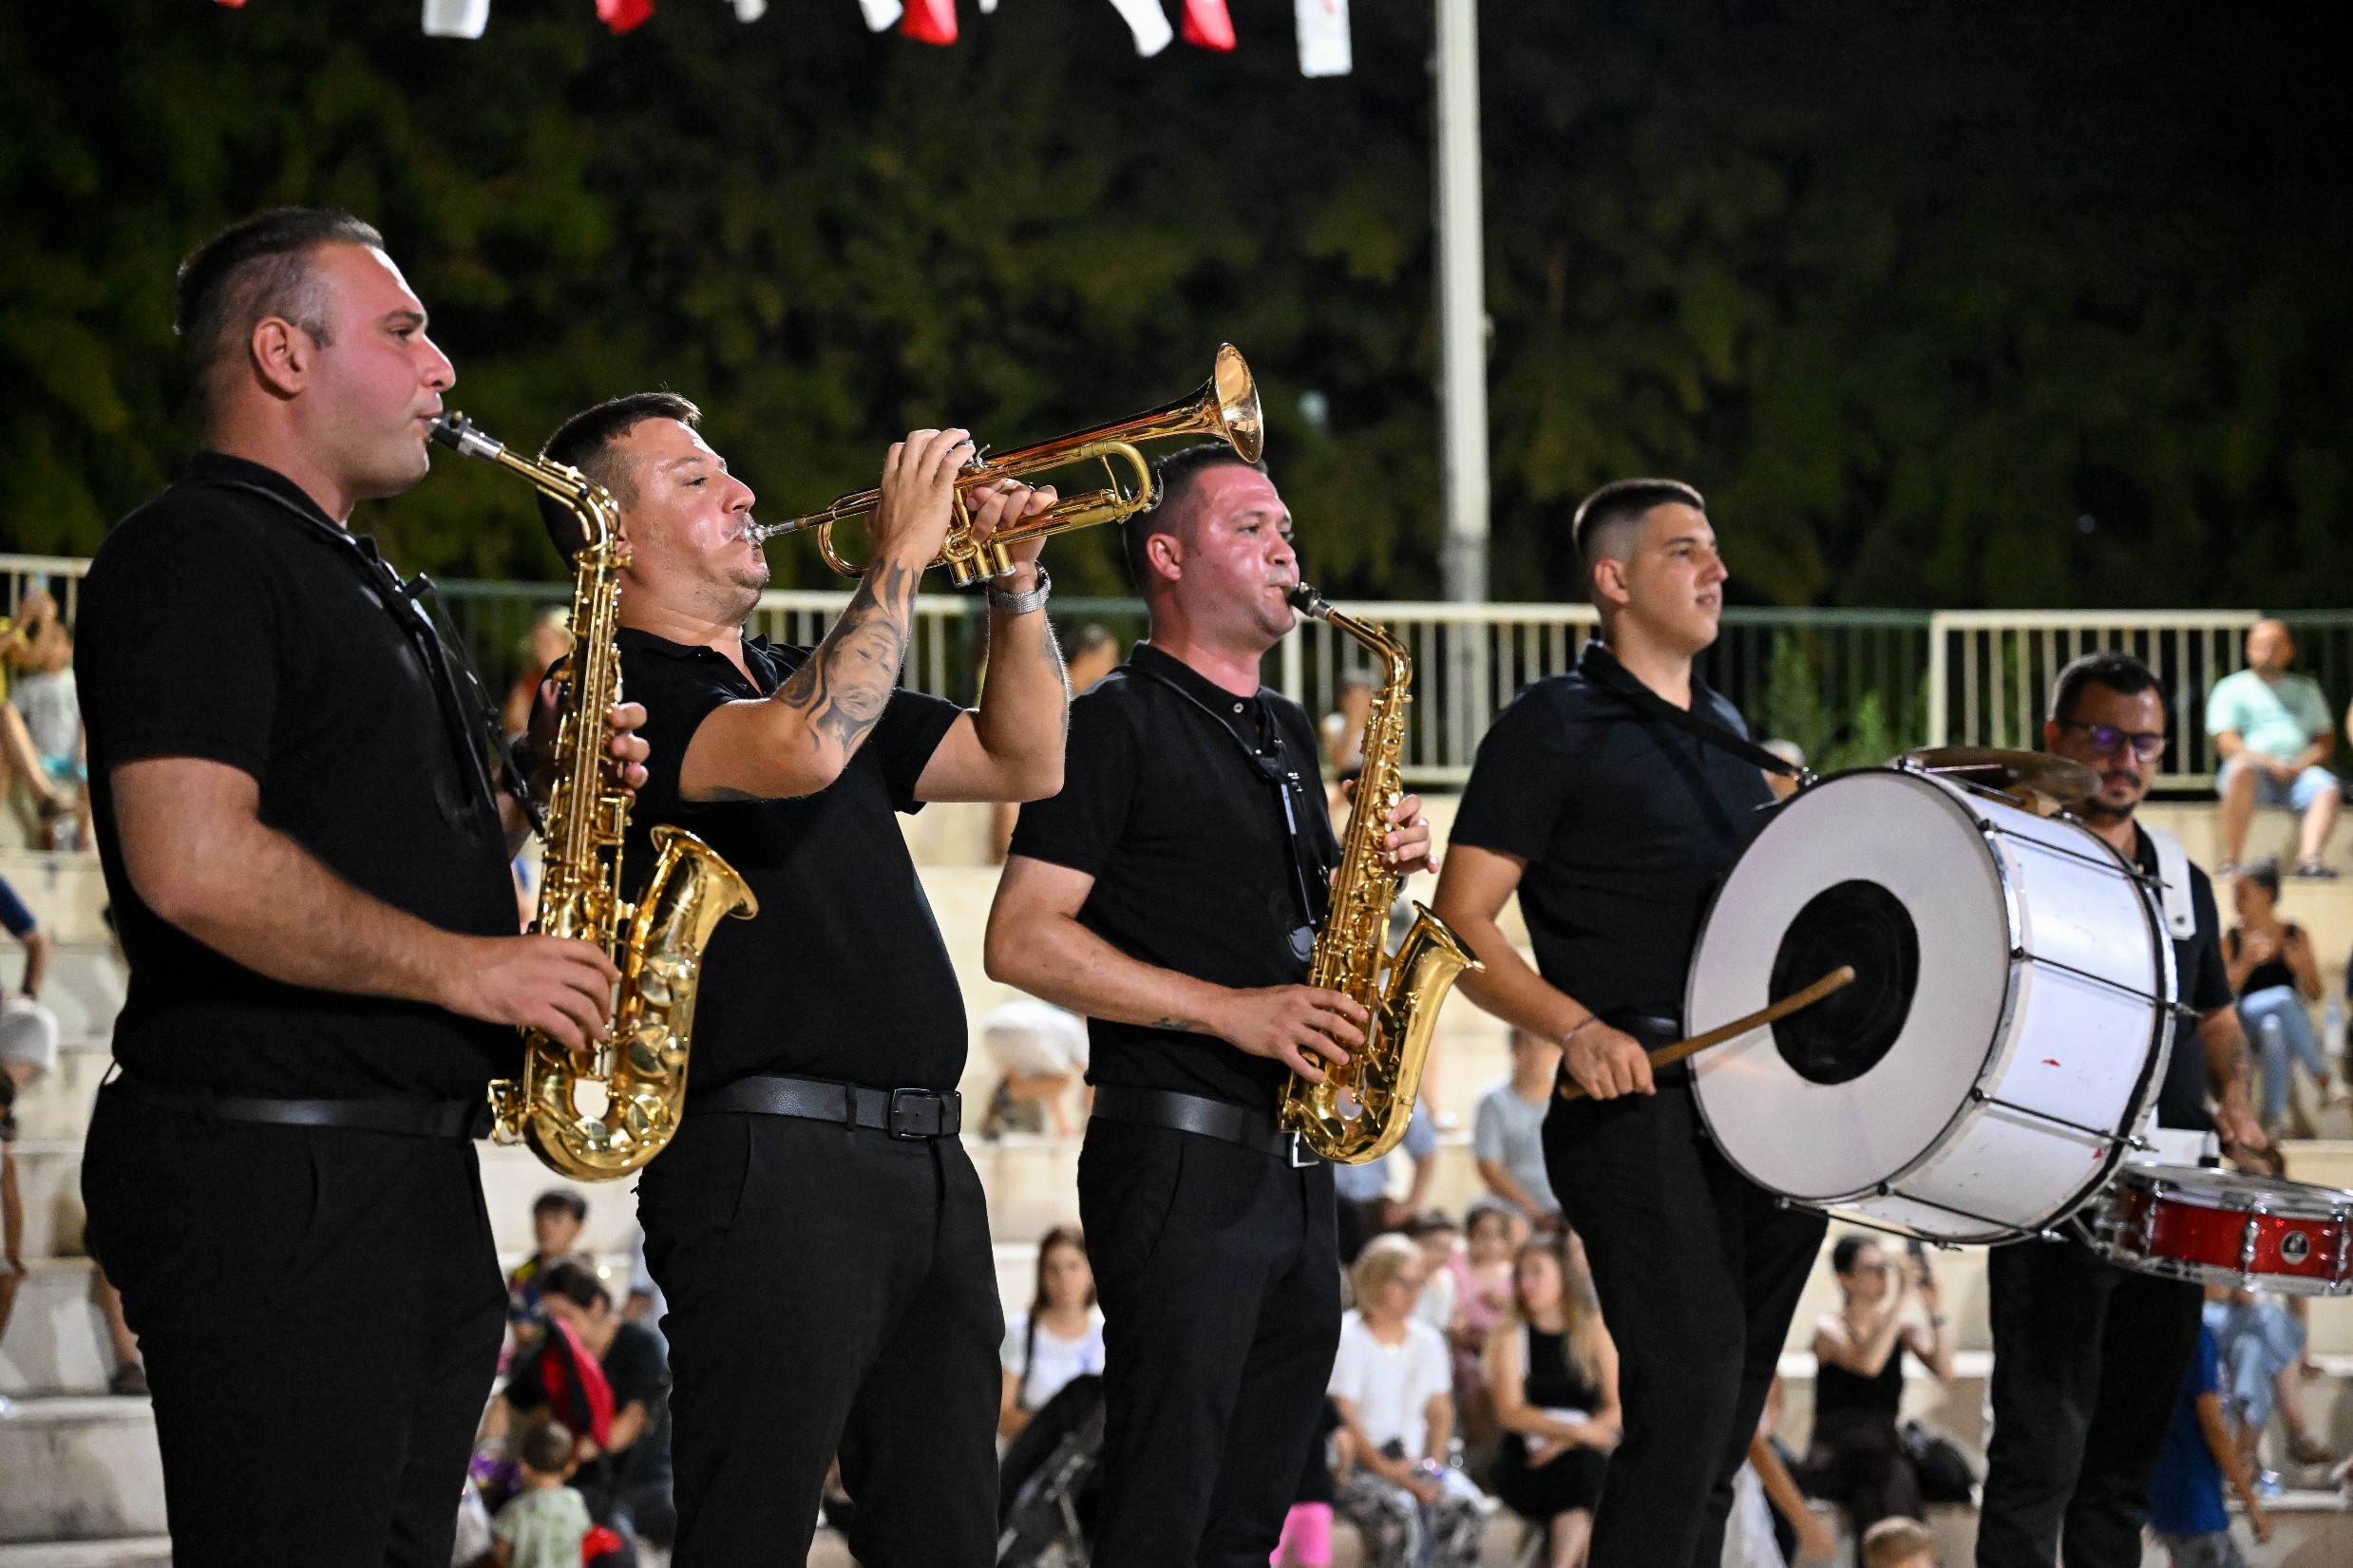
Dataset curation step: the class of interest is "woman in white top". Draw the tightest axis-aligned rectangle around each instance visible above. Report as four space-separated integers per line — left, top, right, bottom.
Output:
1328 1235 1485 1568
1000 1225 1105 1438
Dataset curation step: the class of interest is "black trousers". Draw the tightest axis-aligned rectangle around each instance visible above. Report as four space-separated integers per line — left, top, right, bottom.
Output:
636 1111 1002 1568
1544 1080 1827 1568
1078 1119 1342 1568
80 1085 504 1568
1976 1234 2204 1568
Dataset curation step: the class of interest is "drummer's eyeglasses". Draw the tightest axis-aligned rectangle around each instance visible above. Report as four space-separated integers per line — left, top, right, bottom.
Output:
2059 721 2168 761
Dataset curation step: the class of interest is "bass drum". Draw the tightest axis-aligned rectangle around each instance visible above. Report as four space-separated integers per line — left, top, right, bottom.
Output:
1687 766 2176 1243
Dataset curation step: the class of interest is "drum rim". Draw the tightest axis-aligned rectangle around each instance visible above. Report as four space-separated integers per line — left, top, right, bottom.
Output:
2110 1162 2353 1220
1688 765 2176 1239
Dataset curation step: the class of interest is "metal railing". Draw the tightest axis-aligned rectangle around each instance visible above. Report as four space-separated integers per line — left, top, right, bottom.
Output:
12 552 2350 792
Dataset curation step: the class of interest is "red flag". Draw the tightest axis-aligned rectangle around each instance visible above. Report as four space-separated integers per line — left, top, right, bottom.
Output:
901 0 957 44
1180 0 1234 50
212 0 246 9
597 0 654 32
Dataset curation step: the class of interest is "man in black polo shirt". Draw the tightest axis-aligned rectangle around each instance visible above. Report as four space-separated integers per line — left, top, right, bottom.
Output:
1974 652 2264 1568
987 444 1433 1568
73 209 644 1568
531 391 1068 1567
1431 479 1823 1568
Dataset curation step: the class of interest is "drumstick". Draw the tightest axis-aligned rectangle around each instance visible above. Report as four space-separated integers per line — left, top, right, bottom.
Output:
1556 965 1857 1103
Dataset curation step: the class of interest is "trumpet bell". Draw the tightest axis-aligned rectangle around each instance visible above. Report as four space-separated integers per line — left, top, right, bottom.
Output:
1207 341 1264 464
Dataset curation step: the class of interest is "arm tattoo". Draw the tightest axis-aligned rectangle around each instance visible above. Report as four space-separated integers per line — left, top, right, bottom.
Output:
773 557 919 754
1148 1016 1201 1033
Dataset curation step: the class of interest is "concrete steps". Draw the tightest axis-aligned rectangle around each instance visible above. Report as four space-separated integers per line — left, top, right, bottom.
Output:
0 1263 115 1398
0 1542 171 1568
0 1397 164 1545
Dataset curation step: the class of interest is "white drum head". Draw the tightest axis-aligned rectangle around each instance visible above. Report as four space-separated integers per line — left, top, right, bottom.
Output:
1690 771 2009 1200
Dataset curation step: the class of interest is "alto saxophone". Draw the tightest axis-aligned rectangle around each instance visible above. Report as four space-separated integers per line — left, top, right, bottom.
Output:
1280 585 1482 1164
430 413 759 1181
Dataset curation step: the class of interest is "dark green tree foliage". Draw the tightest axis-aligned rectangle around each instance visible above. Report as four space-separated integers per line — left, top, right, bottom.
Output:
3 1 2348 603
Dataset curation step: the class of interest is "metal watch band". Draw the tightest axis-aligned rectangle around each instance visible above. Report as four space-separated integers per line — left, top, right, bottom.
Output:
986 564 1050 614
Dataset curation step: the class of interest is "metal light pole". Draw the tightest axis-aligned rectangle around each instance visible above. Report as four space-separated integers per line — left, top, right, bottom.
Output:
1433 0 1489 606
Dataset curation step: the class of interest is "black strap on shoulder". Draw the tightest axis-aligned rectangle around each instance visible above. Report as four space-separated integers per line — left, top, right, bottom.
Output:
1579 642 1802 781
198 477 539 838
1127 665 1330 961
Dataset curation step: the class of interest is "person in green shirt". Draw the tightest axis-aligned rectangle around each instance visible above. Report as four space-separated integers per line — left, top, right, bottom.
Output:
2206 619 2341 878
493 1420 593 1568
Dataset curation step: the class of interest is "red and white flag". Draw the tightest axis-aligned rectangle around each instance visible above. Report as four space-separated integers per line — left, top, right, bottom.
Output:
901 0 957 43
1105 0 1172 56
424 0 490 37
1295 0 1350 76
597 0 655 33
1179 0 1233 51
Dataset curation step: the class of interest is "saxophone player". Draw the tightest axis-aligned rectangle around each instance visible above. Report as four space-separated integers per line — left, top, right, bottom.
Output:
529 392 1066 1567
987 444 1434 1568
72 209 647 1568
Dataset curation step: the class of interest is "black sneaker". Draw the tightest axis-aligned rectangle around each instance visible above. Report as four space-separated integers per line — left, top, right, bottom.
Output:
2293 859 2339 879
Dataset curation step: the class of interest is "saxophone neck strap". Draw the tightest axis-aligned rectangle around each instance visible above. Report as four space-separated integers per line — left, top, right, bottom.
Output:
198 477 539 838
1127 664 1329 960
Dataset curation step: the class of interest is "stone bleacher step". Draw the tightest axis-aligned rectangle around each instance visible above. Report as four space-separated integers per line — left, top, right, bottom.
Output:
0 1261 116 1399
0 1542 171 1568
0 1396 164 1545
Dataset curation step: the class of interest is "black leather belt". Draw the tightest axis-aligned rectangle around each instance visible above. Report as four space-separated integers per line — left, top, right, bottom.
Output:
693 1074 962 1139
103 1067 490 1141
1090 1084 1320 1167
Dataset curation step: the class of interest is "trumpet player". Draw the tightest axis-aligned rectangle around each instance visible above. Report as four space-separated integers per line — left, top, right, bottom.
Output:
73 209 647 1568
987 444 1434 1568
530 393 1068 1567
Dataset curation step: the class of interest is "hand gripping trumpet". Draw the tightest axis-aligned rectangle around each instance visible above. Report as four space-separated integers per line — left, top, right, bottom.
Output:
1279 585 1483 1163
430 412 759 1181
748 344 1262 584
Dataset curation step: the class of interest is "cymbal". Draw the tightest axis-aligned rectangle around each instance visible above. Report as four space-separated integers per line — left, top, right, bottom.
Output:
1899 746 2100 809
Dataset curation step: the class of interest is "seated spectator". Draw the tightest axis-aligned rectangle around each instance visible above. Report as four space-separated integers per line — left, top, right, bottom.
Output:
1333 1099 1439 1264
2208 620 2341 877
509 1188 589 1333
0 587 77 841
2226 861 2340 1128
495 1417 595 1568
1859 1517 1941 1568
978 997 1090 1139
1473 1030 1564 1230
494 1260 674 1560
1806 1237 1952 1538
1484 1237 1618 1568
1328 1235 1485 1568
1273 1396 1349 1568
2148 1318 2272 1566
1320 671 1376 811
1450 1201 1520 1468
8 601 87 851
1405 1212 1460 1334
502 609 575 740
2206 1284 2336 1481
1001 1224 1105 1439
1724 1376 1837 1568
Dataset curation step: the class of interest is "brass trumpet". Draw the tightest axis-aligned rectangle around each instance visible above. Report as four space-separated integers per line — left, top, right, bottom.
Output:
750 343 1262 585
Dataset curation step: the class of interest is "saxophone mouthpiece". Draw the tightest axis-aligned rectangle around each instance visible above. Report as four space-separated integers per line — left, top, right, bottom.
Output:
1286 582 1334 621
428 412 504 463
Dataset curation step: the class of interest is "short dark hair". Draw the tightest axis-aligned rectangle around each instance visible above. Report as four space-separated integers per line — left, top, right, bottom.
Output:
537 391 704 559
2049 651 2166 726
536 1259 612 1313
517 1418 575 1477
532 1188 588 1224
175 208 385 417
1831 1234 1878 1275
1570 478 1706 605
2243 857 2282 900
1120 441 1269 592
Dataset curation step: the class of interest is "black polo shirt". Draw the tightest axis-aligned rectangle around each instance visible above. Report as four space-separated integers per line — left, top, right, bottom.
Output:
75 453 522 1099
617 628 967 1094
2135 827 2232 1131
1450 640 1774 1034
1007 642 1339 1110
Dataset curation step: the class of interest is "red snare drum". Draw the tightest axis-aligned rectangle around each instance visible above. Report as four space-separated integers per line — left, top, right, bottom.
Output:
2083 1163 2353 1296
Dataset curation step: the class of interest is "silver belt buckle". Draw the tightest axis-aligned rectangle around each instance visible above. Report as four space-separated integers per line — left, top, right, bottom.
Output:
1286 1130 1318 1169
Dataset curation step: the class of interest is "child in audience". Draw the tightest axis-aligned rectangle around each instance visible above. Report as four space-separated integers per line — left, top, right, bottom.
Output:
493 1419 593 1568
1858 1517 1939 1568
508 1188 589 1333
2148 1320 2272 1566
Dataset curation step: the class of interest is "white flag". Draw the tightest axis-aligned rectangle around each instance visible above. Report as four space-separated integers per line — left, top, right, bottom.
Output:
422 0 490 38
1106 0 1173 56
1296 0 1350 77
858 0 903 30
979 0 997 12
732 0 767 18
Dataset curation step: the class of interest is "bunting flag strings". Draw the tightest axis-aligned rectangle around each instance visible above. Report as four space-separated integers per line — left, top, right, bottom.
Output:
423 0 491 38
1295 0 1350 76
1179 0 1233 52
1104 0 1173 56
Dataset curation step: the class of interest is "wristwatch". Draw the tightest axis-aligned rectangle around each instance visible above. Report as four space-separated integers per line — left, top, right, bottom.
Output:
987 564 1051 615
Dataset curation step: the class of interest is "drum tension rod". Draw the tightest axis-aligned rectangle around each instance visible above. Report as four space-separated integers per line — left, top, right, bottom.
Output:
2008 947 2189 1015
1771 1198 1962 1251
1968 1086 2134 1149
1859 1182 2044 1240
